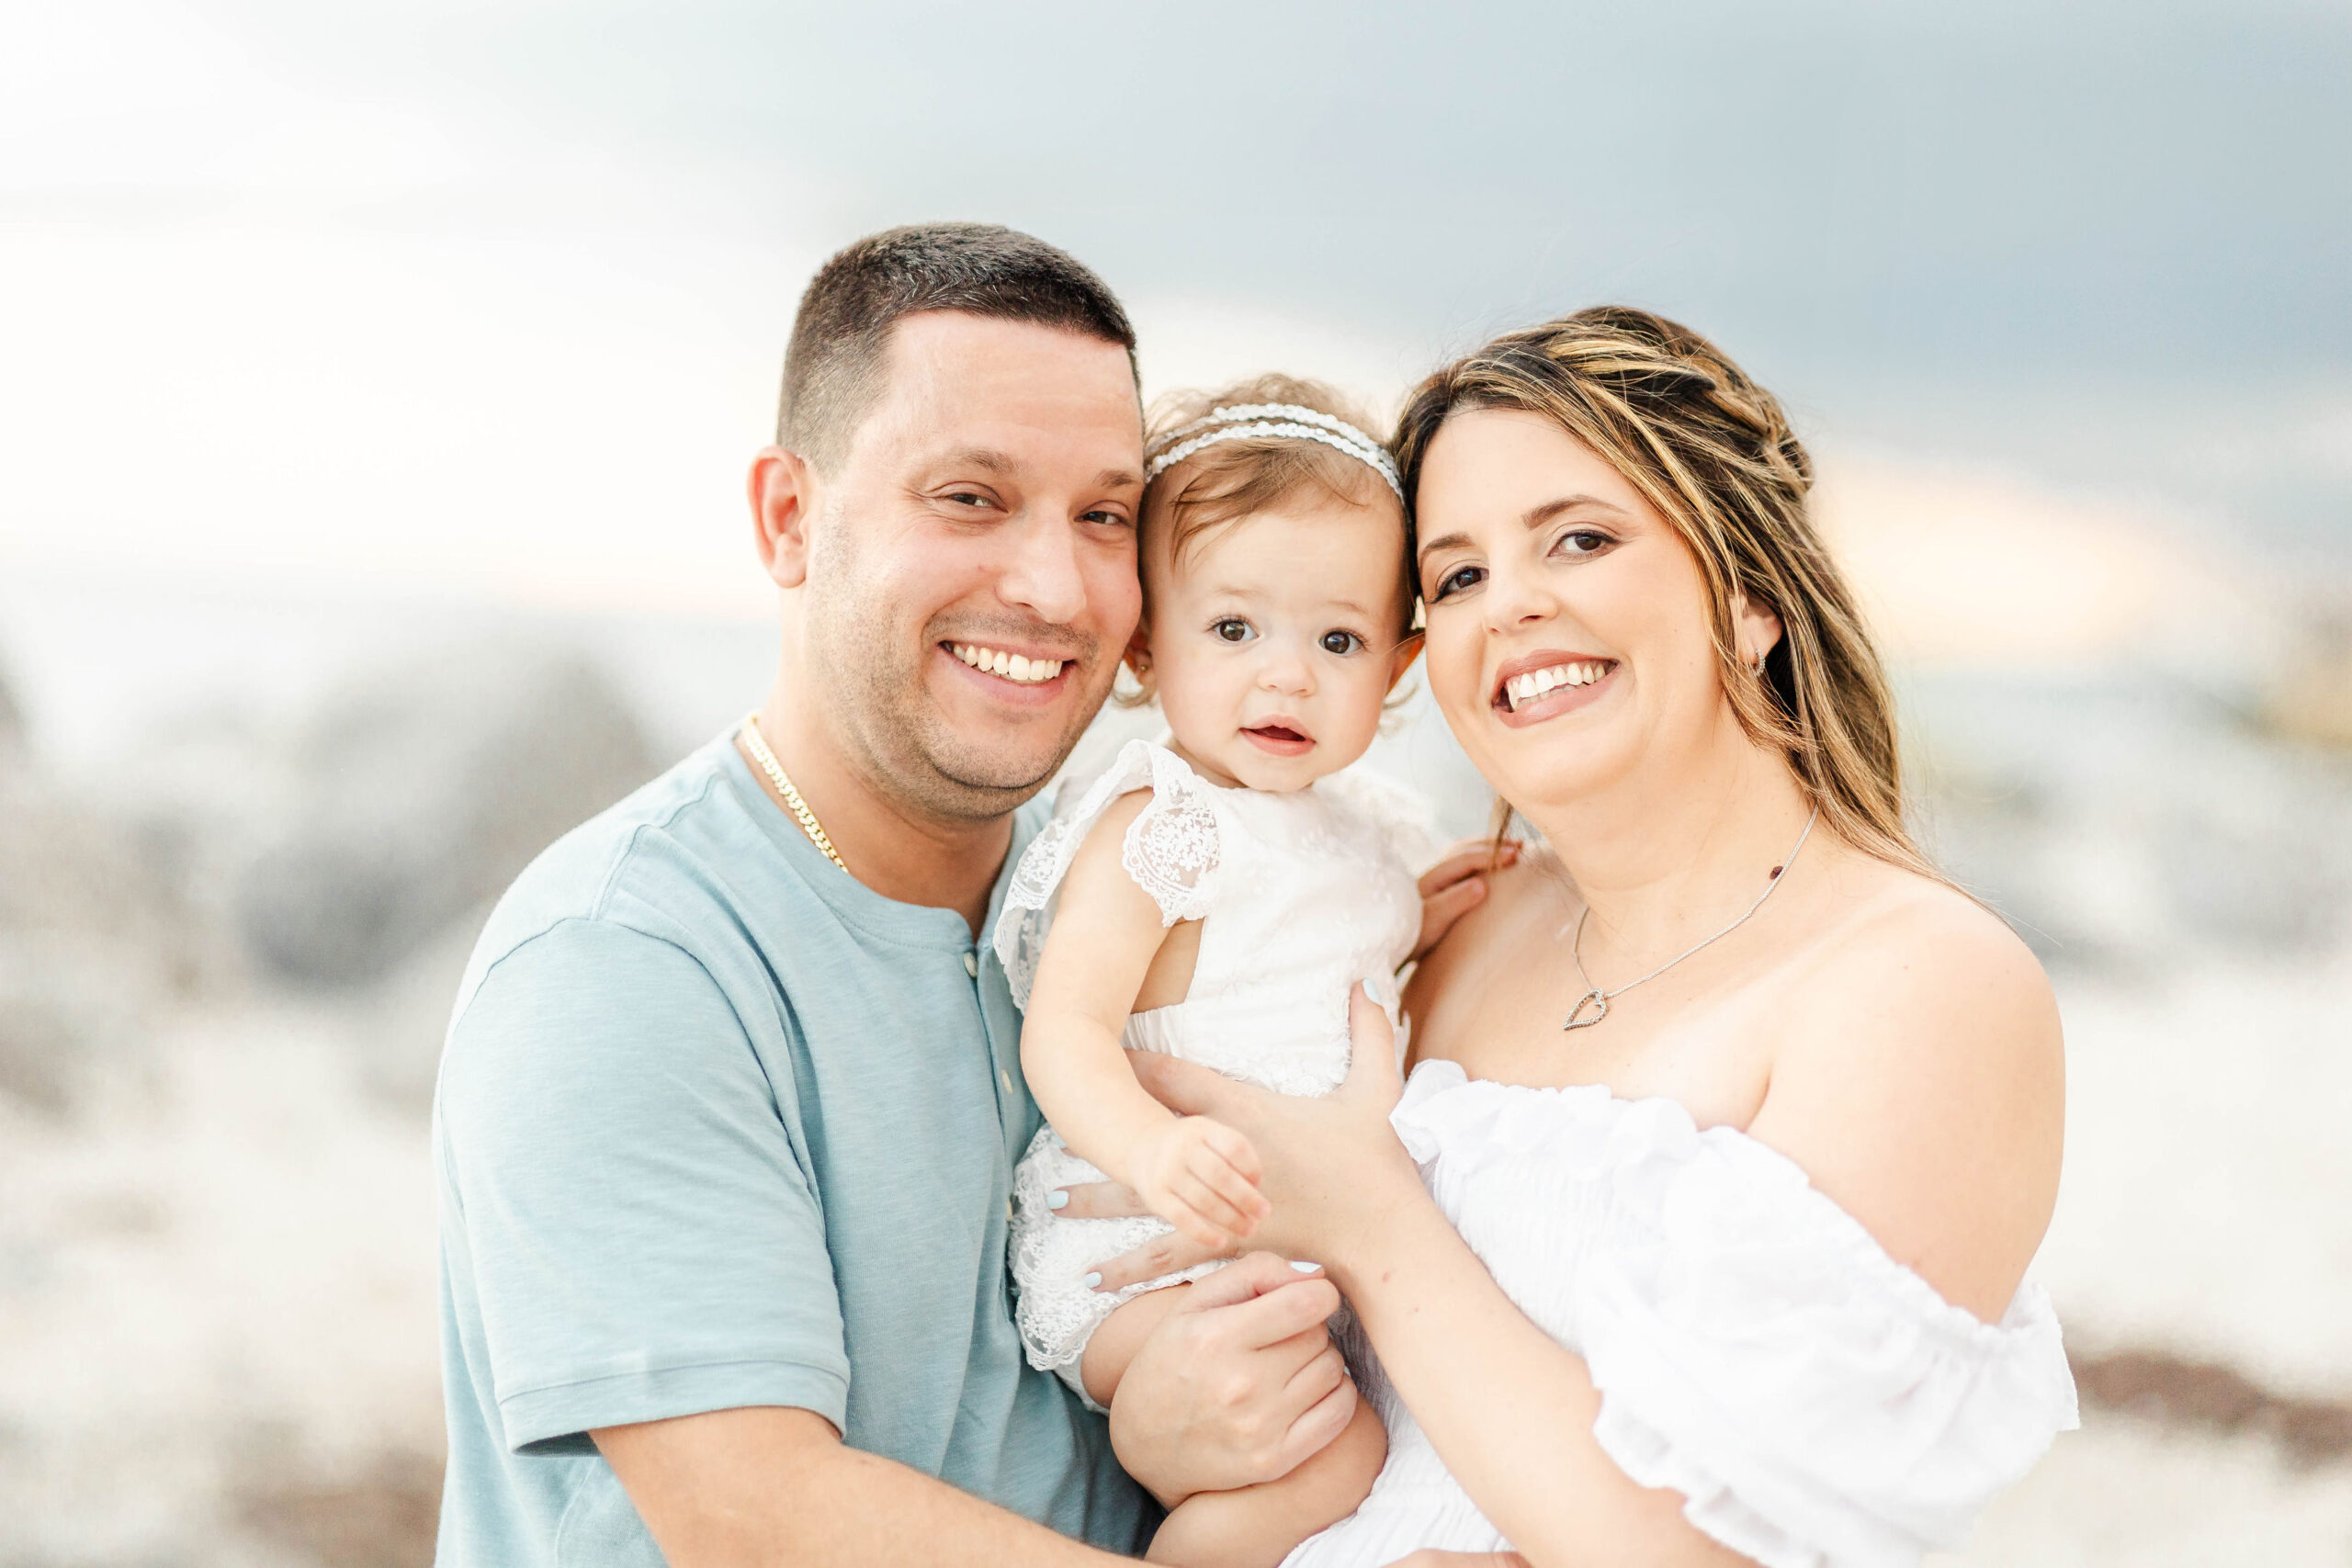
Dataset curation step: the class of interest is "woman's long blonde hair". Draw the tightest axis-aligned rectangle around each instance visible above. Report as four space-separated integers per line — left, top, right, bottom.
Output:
1393 307 1933 879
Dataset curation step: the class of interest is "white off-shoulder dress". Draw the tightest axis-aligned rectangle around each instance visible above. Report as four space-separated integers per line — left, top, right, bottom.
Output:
993 739 1426 1402
1284 1060 2080 1568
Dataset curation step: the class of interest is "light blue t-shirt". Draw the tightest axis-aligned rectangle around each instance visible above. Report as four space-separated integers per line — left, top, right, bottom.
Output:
432 733 1154 1564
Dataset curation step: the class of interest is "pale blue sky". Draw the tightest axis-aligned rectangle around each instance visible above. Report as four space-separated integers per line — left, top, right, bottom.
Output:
5 0 2347 591
222 0 2351 375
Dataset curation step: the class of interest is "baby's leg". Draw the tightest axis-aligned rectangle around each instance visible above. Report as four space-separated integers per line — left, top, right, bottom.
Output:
1144 1399 1385 1568
1084 1289 1386 1568
1080 1281 1193 1408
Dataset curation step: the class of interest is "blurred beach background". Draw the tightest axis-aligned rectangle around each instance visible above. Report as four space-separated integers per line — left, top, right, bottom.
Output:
4 1 2350 1562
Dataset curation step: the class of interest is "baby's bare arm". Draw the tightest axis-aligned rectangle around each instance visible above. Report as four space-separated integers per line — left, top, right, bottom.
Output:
1024 793 1268 1247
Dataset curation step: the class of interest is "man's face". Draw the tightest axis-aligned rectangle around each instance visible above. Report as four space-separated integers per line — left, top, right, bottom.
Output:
800 311 1145 822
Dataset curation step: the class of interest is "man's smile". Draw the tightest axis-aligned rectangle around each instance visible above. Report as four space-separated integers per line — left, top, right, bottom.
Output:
948 640 1067 684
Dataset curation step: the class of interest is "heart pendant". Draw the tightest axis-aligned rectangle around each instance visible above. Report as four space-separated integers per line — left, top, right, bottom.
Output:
1562 988 1610 1030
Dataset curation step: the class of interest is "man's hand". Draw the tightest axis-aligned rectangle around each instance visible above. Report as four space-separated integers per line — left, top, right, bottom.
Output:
1108 1251 1357 1507
1130 1114 1268 1248
1412 839 1517 963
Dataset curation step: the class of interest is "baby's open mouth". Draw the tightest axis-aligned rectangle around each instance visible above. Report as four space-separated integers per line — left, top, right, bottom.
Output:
1241 722 1315 753
1494 659 1616 712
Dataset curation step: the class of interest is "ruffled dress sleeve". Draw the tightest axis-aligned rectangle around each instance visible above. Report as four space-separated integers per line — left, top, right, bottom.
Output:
1391 1063 2080 1568
992 739 1222 1010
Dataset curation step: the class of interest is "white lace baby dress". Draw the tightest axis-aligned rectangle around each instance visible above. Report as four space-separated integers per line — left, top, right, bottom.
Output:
1282 1060 2081 1568
993 738 1429 1401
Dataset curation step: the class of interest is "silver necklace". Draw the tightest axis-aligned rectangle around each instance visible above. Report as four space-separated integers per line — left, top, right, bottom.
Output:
1561 806 1820 1031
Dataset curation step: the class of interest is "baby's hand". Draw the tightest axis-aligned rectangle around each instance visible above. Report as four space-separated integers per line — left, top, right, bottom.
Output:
1132 1115 1270 1249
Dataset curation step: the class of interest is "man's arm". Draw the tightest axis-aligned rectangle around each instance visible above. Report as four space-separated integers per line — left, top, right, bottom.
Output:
595 1408 1125 1568
597 1258 1361 1565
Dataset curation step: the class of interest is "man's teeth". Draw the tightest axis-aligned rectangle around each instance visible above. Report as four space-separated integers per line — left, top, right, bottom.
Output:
1503 661 1610 710
952 644 1065 684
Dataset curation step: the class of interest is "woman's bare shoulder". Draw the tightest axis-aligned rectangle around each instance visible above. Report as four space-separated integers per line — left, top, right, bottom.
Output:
1750 856 2065 1319
1799 860 2057 1048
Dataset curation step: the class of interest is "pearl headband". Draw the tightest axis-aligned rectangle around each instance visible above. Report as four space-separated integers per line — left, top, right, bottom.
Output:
1144 402 1403 501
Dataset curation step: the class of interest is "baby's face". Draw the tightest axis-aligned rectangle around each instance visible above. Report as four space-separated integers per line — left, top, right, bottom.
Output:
1138 496 1416 791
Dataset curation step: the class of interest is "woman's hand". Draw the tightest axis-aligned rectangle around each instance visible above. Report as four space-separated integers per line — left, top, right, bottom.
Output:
1129 1114 1269 1248
1060 985 1422 1287
1059 1184 1236 1292
1412 839 1519 963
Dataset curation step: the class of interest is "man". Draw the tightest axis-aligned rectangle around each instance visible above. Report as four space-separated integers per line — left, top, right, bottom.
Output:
432 223 1359 1565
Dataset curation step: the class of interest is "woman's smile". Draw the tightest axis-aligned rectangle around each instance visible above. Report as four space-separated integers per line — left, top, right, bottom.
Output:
1489 649 1620 725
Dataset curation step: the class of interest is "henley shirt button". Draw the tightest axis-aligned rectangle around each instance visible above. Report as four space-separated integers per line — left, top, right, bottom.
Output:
962 951 978 978
999 1068 1013 1095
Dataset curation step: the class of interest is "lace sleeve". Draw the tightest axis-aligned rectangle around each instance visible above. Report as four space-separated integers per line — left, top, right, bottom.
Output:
1116 747 1221 924
992 740 1222 1010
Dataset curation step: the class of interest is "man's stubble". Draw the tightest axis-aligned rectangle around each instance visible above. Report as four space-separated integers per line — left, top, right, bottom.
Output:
801 503 1116 827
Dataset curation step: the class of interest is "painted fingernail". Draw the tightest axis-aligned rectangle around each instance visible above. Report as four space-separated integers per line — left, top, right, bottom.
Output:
1081 1271 1102 1289
1290 1260 1323 1273
1046 1190 1069 1210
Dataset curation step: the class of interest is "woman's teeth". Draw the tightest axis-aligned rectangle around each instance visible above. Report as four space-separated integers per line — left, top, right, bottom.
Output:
952 644 1064 684
1503 660 1610 710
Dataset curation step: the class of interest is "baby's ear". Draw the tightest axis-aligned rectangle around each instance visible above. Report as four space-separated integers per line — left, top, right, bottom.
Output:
1385 632 1426 693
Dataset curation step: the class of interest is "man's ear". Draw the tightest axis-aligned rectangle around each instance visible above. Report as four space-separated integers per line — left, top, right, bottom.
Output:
749 446 820 591
1385 632 1426 694
1731 591 1784 667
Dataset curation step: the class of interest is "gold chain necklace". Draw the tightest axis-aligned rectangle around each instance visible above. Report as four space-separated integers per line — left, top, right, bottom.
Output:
740 712 848 872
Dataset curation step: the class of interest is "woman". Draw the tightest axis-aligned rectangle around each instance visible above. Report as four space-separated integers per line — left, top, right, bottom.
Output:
1075 308 2078 1566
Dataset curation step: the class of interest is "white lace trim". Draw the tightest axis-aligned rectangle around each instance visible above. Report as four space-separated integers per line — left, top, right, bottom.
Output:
994 739 1223 1010
1008 1126 1229 1379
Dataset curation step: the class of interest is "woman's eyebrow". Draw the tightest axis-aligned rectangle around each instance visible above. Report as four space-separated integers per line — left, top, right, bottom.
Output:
1415 494 1629 564
1524 493 1627 526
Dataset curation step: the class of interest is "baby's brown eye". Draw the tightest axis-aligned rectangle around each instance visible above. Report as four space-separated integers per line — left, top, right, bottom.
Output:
1214 618 1254 643
1319 630 1363 656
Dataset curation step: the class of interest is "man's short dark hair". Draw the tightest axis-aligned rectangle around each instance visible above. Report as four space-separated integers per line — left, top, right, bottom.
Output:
776 222 1139 471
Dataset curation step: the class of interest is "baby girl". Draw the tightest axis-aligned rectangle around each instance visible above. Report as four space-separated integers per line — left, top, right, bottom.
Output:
993 378 1490 1567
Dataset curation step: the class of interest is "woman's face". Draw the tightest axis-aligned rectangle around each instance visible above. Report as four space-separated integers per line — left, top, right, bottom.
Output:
1414 408 1778 816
